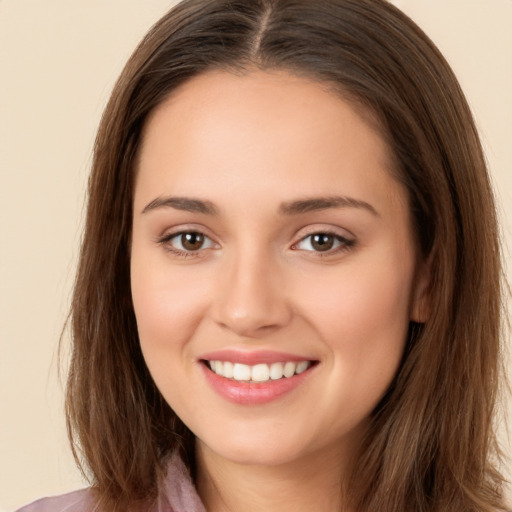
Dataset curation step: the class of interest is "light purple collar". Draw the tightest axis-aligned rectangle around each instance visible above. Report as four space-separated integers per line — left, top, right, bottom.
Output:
16 452 206 512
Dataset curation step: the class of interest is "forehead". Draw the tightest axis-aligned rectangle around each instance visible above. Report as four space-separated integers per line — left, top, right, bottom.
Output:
140 68 386 157
135 69 405 217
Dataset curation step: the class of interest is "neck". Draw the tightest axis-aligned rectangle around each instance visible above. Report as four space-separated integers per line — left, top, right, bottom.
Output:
195 442 356 512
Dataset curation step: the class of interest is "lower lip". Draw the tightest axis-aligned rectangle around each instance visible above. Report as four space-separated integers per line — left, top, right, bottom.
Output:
200 363 315 405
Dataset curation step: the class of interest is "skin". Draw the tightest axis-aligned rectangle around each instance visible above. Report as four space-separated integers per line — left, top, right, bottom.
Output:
131 69 430 512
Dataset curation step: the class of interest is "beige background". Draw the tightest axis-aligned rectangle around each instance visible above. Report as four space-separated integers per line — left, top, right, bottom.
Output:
0 0 511 510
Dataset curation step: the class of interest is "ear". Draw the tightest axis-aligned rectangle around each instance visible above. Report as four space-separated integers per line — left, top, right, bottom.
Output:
410 254 433 323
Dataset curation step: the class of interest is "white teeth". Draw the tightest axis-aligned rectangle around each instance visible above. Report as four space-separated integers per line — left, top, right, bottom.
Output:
251 363 270 382
223 361 234 379
233 363 252 381
283 361 296 378
207 360 312 382
269 362 284 380
296 361 309 374
211 361 223 374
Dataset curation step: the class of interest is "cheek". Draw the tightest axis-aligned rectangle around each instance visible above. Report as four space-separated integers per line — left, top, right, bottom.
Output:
130 252 210 358
294 250 414 398
301 256 412 335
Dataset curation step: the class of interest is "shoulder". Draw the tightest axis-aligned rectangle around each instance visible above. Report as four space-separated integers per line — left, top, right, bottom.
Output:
15 489 94 512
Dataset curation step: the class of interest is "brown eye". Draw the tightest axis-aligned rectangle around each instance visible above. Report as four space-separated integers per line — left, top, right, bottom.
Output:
161 231 216 255
180 232 205 251
294 231 354 254
310 234 334 251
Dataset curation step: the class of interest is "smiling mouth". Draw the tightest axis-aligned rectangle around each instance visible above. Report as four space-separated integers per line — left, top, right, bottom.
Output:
203 360 318 383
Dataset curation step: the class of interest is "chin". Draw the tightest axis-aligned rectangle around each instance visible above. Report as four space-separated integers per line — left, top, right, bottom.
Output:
196 427 308 467
197 420 351 470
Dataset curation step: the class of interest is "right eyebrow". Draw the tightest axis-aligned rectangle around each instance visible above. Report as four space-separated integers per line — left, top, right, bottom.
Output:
141 196 219 215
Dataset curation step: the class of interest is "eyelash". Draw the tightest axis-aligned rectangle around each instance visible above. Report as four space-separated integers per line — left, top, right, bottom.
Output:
157 231 216 259
157 230 356 259
291 231 356 257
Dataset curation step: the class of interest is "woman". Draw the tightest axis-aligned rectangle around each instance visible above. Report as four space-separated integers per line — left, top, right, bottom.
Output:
18 0 508 511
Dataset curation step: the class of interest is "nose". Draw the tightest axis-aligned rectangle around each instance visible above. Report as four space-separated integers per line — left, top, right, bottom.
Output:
211 246 292 338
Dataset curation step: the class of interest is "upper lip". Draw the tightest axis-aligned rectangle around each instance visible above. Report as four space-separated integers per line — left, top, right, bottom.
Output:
199 349 316 365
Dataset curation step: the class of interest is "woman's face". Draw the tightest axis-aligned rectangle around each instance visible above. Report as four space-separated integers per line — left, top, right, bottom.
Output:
131 70 428 468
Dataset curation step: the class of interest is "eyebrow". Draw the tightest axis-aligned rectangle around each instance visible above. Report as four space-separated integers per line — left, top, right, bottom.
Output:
142 196 219 215
279 196 379 217
141 195 379 217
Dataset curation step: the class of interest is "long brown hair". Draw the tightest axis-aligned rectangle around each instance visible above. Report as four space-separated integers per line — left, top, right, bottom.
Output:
66 0 508 510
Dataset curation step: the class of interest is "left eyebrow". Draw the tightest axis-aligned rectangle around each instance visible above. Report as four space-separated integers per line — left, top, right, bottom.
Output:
279 196 379 217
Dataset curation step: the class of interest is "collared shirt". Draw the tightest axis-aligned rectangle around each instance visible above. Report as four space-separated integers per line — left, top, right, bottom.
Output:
16 453 206 512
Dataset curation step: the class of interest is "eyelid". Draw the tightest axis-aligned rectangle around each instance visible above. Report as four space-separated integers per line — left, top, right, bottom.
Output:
156 225 220 258
290 226 356 255
157 223 219 242
293 224 355 242
168 231 216 248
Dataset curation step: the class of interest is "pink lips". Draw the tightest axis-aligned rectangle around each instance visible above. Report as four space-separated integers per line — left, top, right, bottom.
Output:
199 350 317 405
